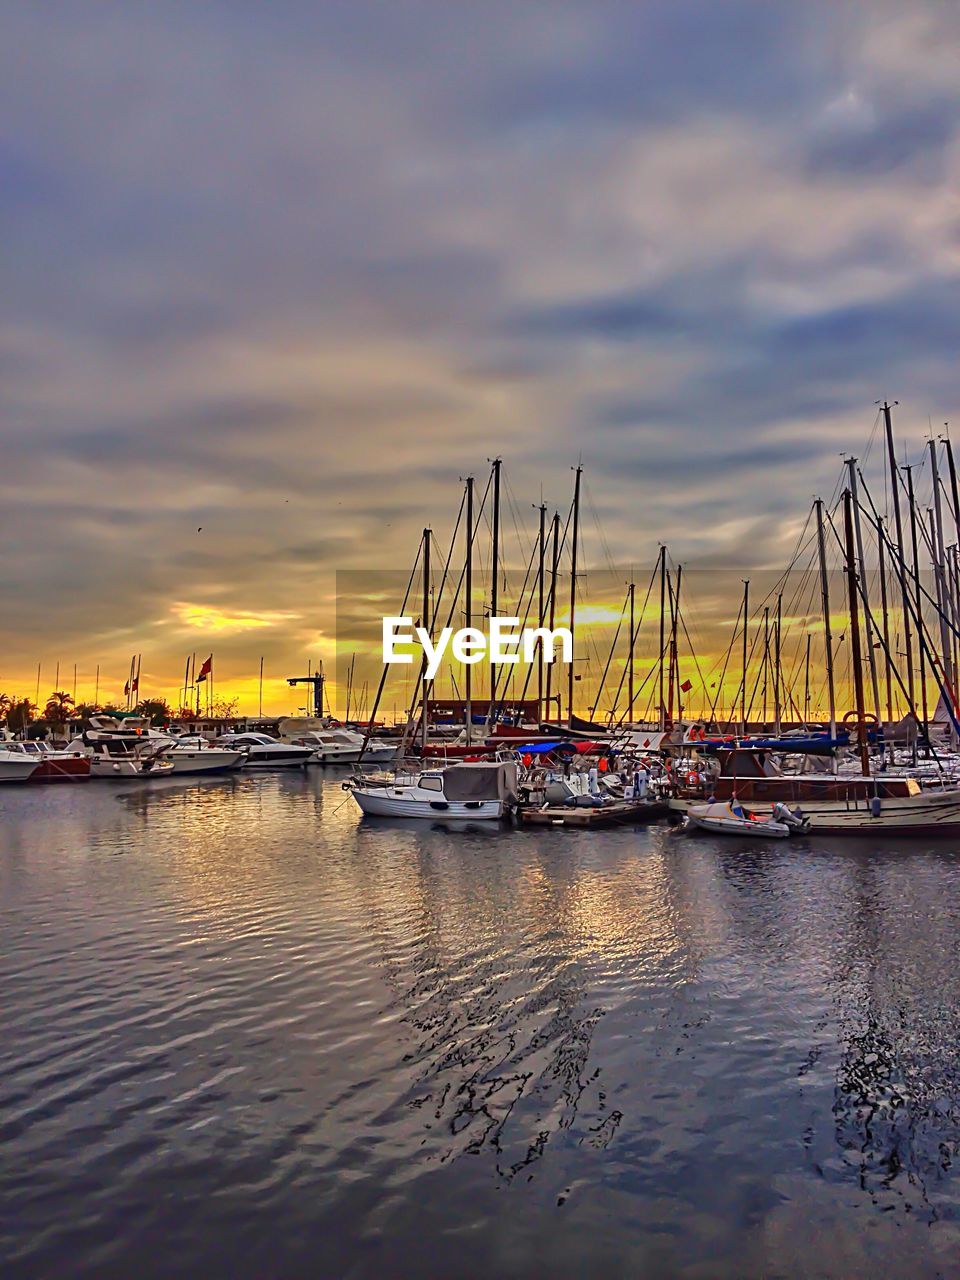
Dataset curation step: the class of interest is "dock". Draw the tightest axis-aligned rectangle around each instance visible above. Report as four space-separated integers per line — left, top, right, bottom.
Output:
517 800 668 828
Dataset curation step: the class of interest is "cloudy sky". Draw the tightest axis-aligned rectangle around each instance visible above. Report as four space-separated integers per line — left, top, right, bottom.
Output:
2 1 959 715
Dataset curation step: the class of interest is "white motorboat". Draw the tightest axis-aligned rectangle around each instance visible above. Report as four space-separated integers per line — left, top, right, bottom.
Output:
63 716 175 779
147 732 244 775
277 718 396 764
685 800 808 839
347 761 518 820
216 732 313 769
0 748 41 783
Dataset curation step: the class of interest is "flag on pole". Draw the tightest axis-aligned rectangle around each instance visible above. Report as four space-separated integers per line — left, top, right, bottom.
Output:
680 679 693 693
124 680 130 696
196 655 213 683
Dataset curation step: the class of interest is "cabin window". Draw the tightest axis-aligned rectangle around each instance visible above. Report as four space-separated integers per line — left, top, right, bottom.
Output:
420 777 443 792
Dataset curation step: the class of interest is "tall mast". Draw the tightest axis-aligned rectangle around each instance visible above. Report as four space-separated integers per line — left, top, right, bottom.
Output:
567 465 582 728
658 546 667 731
774 593 783 735
490 457 502 711
877 517 894 724
420 528 431 752
628 579 635 724
846 458 883 727
671 566 683 724
843 488 871 776
464 476 474 745
741 579 749 736
544 512 560 722
537 502 546 720
804 634 811 725
929 439 955 696
904 464 929 736
762 606 769 725
815 498 837 740
883 401 915 710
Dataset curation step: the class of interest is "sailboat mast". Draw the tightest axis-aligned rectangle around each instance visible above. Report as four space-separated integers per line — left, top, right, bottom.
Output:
774 593 782 735
628 579 635 724
741 579 749 736
843 488 871 776
658 547 667 731
567 465 582 729
877 517 894 724
545 512 560 722
815 498 837 740
490 457 502 713
929 439 955 696
537 503 546 720
421 528 431 751
846 458 883 727
762 606 769 725
464 476 474 746
804 634 811 724
670 566 683 724
904 464 929 736
883 401 916 710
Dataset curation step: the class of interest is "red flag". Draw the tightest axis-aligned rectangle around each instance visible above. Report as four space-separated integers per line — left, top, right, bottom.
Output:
680 679 693 693
196 655 213 683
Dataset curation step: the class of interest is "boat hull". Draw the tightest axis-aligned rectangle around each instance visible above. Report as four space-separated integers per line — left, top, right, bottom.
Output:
166 750 243 775
242 751 312 768
27 757 92 782
351 790 504 820
0 759 40 783
672 790 960 835
687 815 790 838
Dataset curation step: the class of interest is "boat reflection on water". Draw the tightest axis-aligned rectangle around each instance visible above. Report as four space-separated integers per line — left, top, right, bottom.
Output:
4 773 960 1278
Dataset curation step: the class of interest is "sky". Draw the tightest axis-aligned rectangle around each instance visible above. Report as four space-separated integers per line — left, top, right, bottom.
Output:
2 1 959 717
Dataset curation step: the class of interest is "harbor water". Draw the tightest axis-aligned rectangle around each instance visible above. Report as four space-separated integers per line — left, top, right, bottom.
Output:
3 772 960 1278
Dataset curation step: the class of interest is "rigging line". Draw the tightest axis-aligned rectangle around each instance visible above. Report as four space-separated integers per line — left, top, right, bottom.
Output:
677 607 709 712
582 474 619 582
358 537 423 761
706 593 744 724
608 559 660 725
858 475 960 644
589 588 628 721
486 523 542 724
408 469 494 730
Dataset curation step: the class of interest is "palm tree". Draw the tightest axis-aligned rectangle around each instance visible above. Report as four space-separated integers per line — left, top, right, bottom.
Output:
0 693 12 723
44 690 75 725
6 698 37 734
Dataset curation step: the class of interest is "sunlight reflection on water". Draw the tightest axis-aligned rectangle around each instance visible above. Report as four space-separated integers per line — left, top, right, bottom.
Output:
3 772 960 1277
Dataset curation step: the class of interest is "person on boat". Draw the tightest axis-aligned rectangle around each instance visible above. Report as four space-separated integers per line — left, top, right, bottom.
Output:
633 765 649 799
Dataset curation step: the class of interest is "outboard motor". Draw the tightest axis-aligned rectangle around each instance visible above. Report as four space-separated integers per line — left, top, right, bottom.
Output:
772 802 809 833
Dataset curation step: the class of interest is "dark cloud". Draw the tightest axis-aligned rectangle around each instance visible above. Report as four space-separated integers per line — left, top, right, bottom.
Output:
1 1 959 706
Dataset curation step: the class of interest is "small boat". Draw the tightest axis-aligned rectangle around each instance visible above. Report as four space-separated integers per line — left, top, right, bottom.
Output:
0 740 91 782
216 732 313 769
686 800 808 839
347 761 518 820
0 748 41 783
